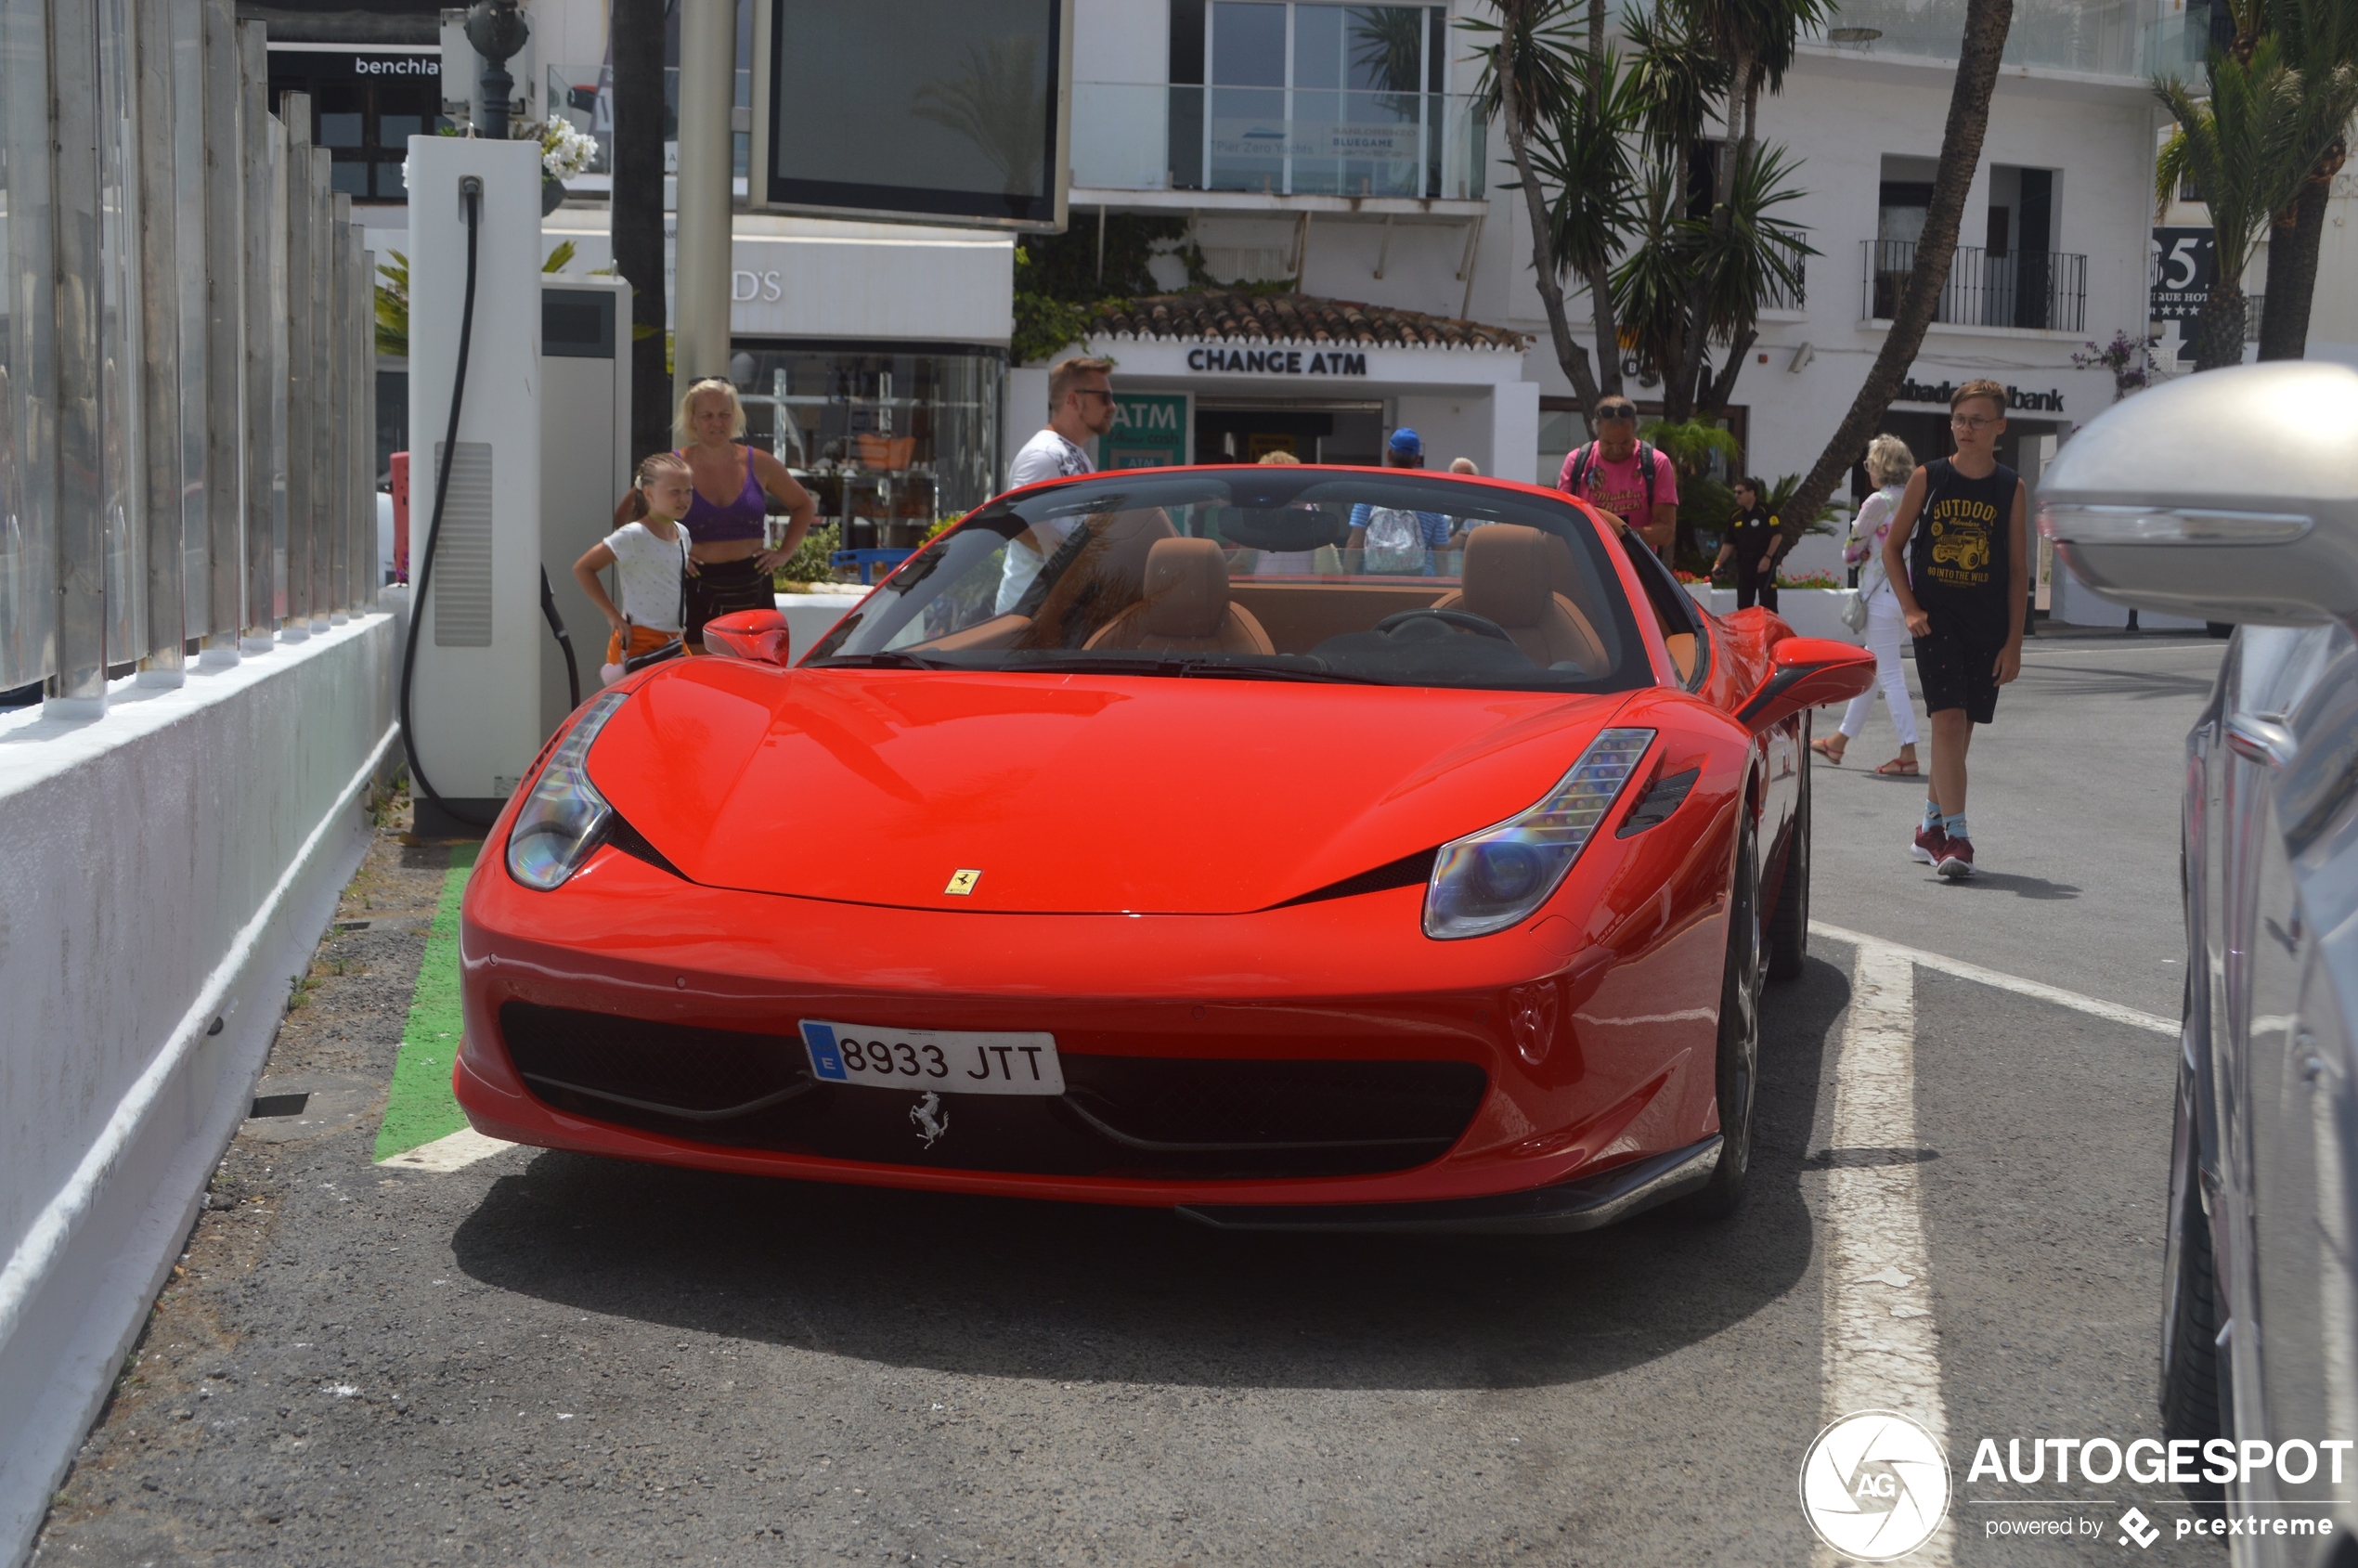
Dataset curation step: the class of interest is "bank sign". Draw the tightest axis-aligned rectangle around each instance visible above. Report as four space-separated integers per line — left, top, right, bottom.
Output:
1896 377 2066 413
1098 393 1189 470
1185 347 1368 377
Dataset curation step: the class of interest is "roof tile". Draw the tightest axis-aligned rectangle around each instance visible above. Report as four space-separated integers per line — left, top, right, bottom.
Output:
1084 291 1526 351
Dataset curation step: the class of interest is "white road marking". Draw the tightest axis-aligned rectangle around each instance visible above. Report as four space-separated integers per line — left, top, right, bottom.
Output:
1810 922 2175 1036
379 1126 512 1173
1819 940 1953 1567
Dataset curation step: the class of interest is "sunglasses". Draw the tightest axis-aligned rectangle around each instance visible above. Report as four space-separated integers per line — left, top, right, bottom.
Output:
1596 405 1639 421
1072 387 1115 403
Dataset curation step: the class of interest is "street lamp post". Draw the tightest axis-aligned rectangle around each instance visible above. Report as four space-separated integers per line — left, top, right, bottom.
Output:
463 0 528 142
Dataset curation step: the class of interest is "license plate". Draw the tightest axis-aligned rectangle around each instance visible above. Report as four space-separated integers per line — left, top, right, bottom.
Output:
798 1020 1065 1096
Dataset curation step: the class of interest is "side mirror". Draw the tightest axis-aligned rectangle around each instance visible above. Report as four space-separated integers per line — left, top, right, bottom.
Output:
1736 636 1876 735
2039 362 2358 627
702 608 793 667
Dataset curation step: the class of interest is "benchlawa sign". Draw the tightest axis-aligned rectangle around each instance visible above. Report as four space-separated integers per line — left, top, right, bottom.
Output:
1896 378 2065 413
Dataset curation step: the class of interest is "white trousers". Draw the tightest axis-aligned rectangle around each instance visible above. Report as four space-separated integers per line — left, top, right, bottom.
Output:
1838 590 1920 747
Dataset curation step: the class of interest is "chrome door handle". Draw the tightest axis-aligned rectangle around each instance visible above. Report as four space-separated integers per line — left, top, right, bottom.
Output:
2226 717 2295 769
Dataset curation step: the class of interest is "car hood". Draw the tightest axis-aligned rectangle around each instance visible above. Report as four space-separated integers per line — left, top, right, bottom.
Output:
589 663 1638 915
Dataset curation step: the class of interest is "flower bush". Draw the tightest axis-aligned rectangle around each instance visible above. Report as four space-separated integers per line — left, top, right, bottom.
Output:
2071 331 2157 402
1772 570 1842 590
533 117 598 182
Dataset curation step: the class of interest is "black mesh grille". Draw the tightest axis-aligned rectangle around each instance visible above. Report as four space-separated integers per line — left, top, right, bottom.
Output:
495 1003 1485 1179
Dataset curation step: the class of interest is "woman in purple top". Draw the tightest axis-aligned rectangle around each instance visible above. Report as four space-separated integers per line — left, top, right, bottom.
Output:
613 377 818 649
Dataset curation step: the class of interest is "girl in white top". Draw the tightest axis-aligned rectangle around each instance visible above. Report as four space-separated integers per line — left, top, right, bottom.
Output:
576 452 694 686
1814 434 1923 772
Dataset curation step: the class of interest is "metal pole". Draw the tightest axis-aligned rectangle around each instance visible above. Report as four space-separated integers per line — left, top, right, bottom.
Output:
237 20 274 651
672 0 733 409
45 0 108 713
196 0 241 664
279 92 313 638
329 191 352 621
135 0 185 683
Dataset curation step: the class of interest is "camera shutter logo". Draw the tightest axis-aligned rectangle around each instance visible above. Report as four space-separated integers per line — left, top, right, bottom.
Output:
1799 1410 1950 1562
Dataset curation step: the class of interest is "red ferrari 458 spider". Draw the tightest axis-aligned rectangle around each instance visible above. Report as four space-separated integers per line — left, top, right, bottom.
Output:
455 465 1873 1231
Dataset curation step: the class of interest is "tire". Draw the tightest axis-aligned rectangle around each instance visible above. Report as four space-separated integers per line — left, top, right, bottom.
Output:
1768 738 1811 983
1688 810 1762 1219
2160 1064 2226 1502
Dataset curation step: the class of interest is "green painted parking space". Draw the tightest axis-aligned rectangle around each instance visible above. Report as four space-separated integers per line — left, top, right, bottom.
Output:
372 843 476 1161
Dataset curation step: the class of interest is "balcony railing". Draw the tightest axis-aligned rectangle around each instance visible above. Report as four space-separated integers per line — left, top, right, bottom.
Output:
1070 82 1486 201
1818 0 2145 77
1860 240 2087 333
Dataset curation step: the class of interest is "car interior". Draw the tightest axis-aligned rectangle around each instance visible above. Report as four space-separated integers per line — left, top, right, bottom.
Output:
813 473 1700 692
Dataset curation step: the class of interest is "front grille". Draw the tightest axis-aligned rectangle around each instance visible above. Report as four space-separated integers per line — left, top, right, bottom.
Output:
497 1003 1486 1179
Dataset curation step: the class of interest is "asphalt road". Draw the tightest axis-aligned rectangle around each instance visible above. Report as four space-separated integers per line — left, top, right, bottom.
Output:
32 630 2235 1567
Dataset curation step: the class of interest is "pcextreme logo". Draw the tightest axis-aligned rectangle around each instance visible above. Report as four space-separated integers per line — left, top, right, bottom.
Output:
1801 1410 1951 1562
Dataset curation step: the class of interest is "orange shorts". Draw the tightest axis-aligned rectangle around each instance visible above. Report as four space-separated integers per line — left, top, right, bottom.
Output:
604 624 681 665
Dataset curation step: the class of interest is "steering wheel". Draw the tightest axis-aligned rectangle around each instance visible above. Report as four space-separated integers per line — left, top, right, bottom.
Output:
1372 607 1514 644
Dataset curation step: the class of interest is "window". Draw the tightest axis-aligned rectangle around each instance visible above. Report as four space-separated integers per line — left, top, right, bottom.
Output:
1198 3 1450 198
268 49 448 203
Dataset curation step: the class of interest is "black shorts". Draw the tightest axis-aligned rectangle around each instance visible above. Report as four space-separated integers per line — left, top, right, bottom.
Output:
685 556 773 645
1913 628 2003 724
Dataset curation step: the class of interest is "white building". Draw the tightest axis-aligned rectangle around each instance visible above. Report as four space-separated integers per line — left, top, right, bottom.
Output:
278 0 2345 525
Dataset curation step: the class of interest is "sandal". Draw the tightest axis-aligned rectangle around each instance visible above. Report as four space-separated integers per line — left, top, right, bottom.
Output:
1810 737 1847 765
1873 757 1920 776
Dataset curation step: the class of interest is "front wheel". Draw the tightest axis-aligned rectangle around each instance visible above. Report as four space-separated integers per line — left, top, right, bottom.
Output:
1687 810 1762 1219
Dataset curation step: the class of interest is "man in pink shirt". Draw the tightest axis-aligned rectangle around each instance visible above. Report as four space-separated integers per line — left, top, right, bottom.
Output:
1559 397 1680 563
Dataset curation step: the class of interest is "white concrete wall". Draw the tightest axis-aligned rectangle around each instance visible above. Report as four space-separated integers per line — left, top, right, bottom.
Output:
1394 392 1491 476
0 614 401 1568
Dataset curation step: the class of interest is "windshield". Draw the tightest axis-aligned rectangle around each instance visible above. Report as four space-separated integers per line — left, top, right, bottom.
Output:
804 469 1655 693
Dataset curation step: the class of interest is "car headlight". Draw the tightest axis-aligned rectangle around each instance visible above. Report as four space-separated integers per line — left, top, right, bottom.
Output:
505 689 631 891
1423 728 1654 940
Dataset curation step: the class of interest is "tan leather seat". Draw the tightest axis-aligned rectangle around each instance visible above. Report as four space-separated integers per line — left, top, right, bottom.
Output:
1083 537 1275 654
1430 525 1612 673
1016 508 1178 649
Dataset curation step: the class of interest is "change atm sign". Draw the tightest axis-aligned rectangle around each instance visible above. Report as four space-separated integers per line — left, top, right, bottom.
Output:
2151 227 2216 322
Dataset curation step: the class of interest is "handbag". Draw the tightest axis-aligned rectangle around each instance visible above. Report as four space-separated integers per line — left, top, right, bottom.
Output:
1839 587 1871 634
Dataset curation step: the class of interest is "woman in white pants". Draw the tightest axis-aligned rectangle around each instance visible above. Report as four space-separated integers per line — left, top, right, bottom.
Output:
1814 435 1921 774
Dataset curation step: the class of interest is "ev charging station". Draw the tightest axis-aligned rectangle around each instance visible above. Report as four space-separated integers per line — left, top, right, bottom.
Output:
402 134 547 831
402 135 634 832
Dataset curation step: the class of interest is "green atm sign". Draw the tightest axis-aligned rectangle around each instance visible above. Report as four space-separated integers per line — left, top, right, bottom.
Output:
1099 393 1189 470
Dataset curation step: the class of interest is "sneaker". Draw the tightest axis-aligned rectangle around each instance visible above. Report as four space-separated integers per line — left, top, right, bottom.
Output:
1911 823 1948 864
1937 836 1976 878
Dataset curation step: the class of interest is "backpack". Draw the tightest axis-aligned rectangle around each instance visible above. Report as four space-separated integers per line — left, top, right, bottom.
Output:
1360 505 1427 574
1563 441 1660 519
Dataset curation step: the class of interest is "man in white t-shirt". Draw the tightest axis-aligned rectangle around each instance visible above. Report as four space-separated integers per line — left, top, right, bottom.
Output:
995 356 1118 613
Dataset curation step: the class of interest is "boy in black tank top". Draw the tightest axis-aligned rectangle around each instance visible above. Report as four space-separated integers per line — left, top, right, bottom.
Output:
1879 379 2029 878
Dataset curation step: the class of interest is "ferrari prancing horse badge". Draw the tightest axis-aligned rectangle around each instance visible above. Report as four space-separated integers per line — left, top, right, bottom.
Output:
945 869 981 895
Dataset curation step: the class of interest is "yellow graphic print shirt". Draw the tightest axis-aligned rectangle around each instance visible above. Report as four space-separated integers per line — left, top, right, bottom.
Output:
1908 458 2016 644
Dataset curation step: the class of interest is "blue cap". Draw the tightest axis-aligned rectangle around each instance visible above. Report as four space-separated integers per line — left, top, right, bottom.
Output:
1388 427 1422 455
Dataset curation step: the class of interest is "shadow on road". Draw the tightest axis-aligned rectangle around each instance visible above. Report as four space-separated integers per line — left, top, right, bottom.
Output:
447 954 1852 1393
1924 869 2082 900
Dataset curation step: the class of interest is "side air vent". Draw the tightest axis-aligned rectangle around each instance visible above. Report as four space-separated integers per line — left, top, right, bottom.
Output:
430 441 494 646
607 815 687 879
1617 767 1699 836
1276 848 1439 908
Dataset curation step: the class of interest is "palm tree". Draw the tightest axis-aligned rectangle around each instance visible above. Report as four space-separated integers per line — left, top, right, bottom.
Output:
2156 35 2319 369
2255 0 2358 358
1462 1 1618 410
1775 0 2015 552
912 38 1047 198
1664 0 1831 420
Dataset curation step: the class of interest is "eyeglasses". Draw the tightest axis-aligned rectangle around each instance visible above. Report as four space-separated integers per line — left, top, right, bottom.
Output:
1950 414 2001 431
1072 387 1115 403
1596 405 1638 421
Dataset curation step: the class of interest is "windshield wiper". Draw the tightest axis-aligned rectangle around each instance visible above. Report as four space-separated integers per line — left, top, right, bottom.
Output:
1042 654 1373 684
810 650 956 669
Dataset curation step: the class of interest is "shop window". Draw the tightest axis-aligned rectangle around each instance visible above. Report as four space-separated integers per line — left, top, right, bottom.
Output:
728 344 1006 551
269 57 449 204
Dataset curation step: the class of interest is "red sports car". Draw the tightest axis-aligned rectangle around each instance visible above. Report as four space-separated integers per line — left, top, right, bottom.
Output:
455 465 1872 1231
